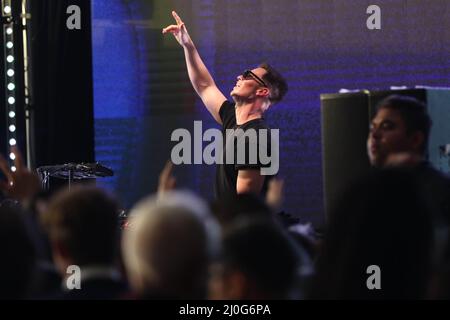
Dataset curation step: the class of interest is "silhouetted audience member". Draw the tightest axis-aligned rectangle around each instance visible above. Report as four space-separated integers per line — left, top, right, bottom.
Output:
25 190 62 297
0 146 61 298
366 94 450 287
41 186 127 299
0 202 36 299
310 169 433 299
122 190 220 299
209 218 301 300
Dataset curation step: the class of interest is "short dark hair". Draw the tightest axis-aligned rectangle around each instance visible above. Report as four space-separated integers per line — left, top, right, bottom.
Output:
221 219 299 298
376 95 432 153
259 62 288 104
43 186 119 266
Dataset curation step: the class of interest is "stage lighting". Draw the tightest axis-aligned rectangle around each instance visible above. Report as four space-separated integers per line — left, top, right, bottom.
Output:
2 0 12 17
2 1 19 169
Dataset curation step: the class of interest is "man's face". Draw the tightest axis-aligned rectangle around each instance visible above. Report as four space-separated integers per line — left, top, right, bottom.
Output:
367 107 419 167
230 67 267 101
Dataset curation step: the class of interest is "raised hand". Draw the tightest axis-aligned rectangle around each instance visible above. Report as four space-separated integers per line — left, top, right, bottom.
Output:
162 11 192 47
158 160 177 195
0 146 41 203
266 178 285 212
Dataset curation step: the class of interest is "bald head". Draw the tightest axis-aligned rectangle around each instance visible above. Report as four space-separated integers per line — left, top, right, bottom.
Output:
122 191 220 299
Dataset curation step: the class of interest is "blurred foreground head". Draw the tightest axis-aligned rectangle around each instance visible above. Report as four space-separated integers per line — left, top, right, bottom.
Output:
122 191 220 299
209 218 301 300
42 186 120 274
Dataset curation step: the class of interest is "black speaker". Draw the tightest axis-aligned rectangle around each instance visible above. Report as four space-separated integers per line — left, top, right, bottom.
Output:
321 87 450 218
321 91 371 219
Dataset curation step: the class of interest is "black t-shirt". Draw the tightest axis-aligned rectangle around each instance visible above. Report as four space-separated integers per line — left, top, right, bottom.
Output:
414 162 450 226
215 101 274 199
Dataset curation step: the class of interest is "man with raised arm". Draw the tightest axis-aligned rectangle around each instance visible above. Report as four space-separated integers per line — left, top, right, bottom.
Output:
162 11 288 199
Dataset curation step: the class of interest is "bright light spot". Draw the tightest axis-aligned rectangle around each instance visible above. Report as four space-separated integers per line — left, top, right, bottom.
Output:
6 41 13 49
4 6 11 14
9 153 16 161
9 125 16 132
11 166 17 172
8 97 15 104
9 111 15 118
7 69 14 77
9 138 16 146
7 55 14 63
7 83 15 91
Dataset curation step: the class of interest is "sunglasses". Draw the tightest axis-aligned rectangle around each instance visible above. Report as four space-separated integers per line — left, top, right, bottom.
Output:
242 70 268 87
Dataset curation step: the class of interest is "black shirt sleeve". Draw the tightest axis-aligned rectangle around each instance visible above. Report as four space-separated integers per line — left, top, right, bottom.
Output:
219 101 236 130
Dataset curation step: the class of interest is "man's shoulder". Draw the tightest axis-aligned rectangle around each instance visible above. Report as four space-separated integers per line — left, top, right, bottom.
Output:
221 100 235 108
219 100 236 129
219 100 235 115
417 162 450 187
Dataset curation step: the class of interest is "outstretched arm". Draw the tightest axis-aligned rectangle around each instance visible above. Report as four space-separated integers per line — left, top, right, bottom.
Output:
163 11 226 124
158 160 176 195
236 169 265 195
266 178 284 212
